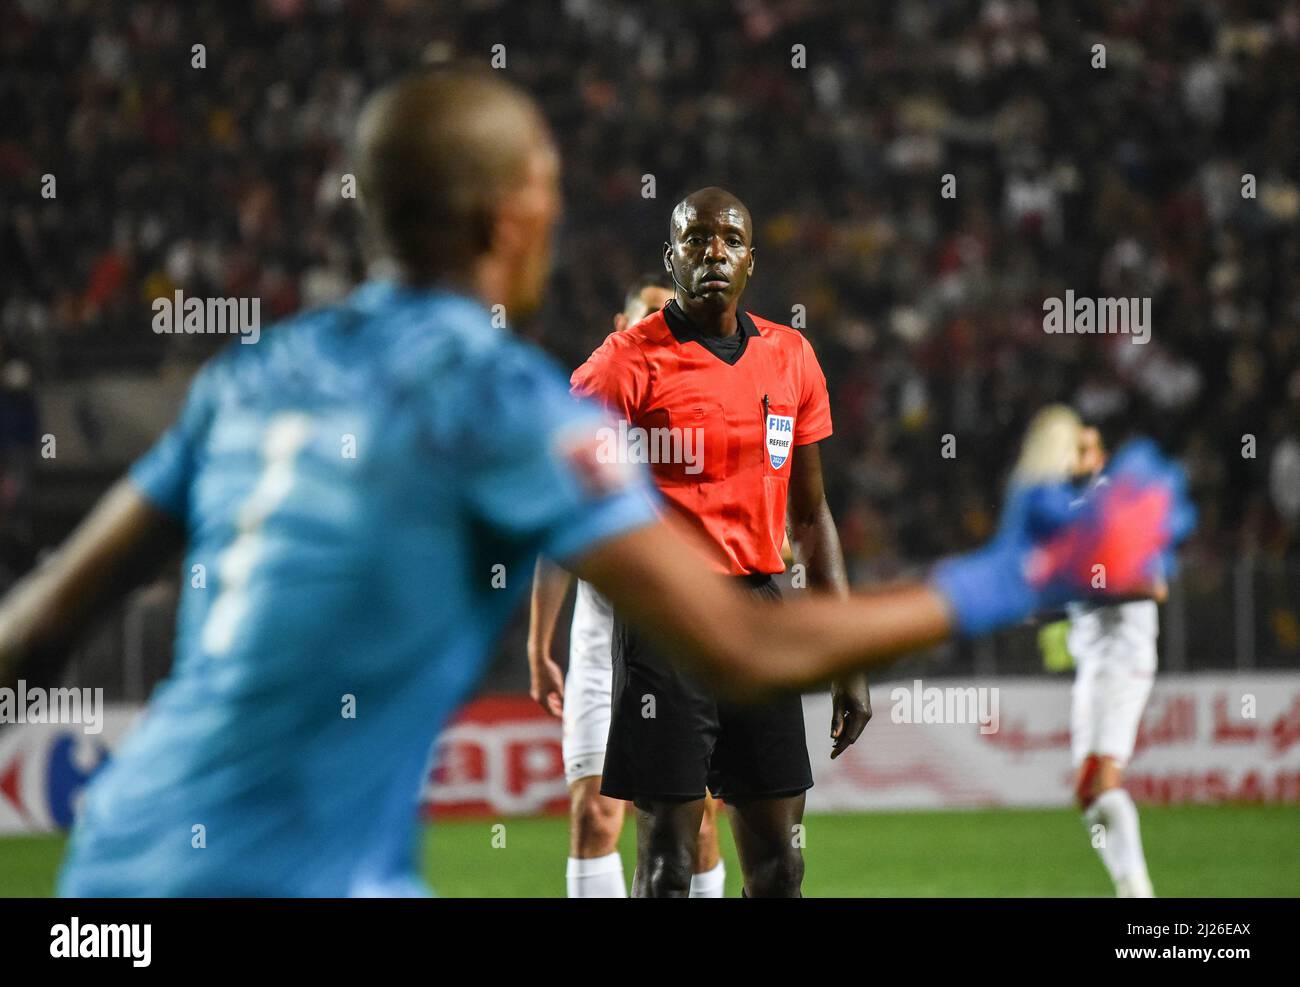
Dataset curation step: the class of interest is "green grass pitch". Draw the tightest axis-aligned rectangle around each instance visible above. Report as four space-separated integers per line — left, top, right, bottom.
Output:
2 805 1296 897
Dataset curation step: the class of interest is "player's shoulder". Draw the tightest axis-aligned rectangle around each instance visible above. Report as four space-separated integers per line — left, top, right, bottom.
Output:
178 303 333 403
201 281 570 425
347 280 566 395
429 317 572 416
419 316 582 456
180 291 413 411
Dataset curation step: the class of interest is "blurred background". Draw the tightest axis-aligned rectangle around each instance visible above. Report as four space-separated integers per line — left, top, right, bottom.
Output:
0 0 1298 890
3 0 1297 689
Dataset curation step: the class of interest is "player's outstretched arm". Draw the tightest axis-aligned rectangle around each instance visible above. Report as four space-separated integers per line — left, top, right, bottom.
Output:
574 439 1193 693
0 480 183 689
526 556 573 717
572 523 954 694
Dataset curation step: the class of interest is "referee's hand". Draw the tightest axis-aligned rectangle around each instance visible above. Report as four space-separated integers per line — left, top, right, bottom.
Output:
529 653 565 718
830 674 872 759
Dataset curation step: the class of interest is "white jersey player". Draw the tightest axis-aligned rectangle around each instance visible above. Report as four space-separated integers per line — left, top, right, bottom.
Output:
561 579 618 784
527 281 725 898
1066 425 1162 898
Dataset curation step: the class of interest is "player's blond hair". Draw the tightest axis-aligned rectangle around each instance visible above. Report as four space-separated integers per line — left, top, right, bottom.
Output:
1013 405 1083 484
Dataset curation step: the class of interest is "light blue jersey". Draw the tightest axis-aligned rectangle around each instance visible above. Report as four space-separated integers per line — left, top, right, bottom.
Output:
58 282 657 897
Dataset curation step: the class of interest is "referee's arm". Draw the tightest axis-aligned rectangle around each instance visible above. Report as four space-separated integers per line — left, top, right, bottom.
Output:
787 443 846 595
787 442 872 758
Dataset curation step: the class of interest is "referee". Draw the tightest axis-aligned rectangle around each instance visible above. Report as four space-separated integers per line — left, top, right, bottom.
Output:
570 187 872 897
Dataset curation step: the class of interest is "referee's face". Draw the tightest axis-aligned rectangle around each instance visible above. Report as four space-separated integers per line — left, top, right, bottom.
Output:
667 201 754 309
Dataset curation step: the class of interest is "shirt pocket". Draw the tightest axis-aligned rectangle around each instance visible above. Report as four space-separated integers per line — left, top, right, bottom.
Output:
660 401 727 484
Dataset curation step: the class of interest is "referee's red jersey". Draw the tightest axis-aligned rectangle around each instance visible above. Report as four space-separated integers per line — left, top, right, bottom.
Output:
571 300 832 576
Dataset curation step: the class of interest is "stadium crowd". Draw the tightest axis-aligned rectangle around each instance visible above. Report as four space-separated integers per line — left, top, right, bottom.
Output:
2 0 1297 595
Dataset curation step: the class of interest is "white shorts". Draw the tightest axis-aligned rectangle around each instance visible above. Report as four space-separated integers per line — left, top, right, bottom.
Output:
1068 600 1158 768
562 580 615 785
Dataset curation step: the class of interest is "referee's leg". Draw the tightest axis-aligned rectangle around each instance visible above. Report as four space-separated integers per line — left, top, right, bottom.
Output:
726 793 806 898
605 606 716 897
632 798 708 897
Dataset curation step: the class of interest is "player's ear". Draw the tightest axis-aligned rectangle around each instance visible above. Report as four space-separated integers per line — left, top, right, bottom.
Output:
662 242 673 274
613 313 628 332
747 245 755 276
480 201 512 259
473 190 506 248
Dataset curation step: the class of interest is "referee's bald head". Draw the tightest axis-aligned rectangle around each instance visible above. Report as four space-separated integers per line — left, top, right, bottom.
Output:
669 187 753 243
355 69 560 316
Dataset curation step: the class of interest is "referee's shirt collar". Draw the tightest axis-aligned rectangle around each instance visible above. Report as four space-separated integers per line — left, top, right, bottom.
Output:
663 299 759 365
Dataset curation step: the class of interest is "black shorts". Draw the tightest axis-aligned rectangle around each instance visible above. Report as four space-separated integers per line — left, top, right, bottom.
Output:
600 575 812 802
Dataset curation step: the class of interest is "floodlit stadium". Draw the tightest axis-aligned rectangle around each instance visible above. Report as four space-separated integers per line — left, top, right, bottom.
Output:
0 0 1296 927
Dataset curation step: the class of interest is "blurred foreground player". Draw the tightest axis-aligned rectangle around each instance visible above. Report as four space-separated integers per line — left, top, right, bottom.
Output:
529 279 728 898
0 70 1192 897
